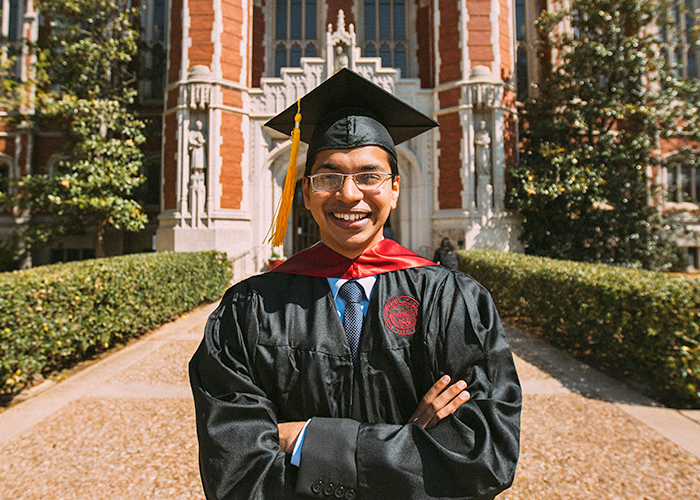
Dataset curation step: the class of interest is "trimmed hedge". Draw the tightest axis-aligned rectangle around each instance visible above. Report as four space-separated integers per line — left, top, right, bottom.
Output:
460 250 700 408
0 251 232 399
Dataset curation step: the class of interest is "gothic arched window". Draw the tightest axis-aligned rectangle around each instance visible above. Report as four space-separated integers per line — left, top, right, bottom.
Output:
661 0 700 79
273 0 318 76
1 0 23 78
140 0 167 101
515 0 542 102
666 155 700 203
363 0 408 77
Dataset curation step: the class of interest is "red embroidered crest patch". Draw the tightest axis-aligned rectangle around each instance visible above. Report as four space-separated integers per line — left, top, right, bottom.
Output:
383 296 419 336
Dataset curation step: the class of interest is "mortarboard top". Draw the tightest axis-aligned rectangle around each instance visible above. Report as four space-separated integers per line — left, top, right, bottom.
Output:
264 68 438 169
264 68 438 247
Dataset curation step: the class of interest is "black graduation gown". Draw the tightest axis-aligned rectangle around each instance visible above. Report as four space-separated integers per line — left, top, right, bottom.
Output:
189 262 521 500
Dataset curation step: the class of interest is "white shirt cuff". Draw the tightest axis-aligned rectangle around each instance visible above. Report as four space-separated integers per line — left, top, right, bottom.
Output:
289 419 311 467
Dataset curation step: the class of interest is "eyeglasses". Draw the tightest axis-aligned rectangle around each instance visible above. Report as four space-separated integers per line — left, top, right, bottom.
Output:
308 172 393 192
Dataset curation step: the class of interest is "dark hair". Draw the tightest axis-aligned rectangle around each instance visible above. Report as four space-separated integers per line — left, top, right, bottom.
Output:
440 237 455 251
305 147 399 178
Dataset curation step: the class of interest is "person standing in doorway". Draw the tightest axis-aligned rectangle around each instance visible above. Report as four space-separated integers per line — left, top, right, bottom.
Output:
433 237 461 271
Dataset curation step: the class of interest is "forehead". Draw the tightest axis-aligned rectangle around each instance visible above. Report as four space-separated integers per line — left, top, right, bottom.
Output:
309 146 392 173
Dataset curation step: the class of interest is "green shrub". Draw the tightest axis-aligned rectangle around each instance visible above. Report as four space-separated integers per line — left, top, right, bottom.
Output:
460 250 700 408
0 251 232 399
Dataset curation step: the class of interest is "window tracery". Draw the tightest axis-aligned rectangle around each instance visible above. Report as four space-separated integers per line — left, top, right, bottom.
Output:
662 1 699 78
273 0 318 77
1 0 23 78
140 0 167 101
363 0 407 77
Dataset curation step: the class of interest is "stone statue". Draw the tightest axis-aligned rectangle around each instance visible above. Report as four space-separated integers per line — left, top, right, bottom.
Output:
475 120 492 179
188 119 207 227
334 44 349 72
189 119 206 171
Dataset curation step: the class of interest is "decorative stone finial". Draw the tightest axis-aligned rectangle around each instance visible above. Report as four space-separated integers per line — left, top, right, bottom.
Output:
337 10 346 32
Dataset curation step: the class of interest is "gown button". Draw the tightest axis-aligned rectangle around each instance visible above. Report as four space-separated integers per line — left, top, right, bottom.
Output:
344 489 356 500
334 485 345 498
323 483 335 495
311 480 323 494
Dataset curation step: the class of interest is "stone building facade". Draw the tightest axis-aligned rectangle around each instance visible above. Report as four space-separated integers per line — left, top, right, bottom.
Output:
155 0 522 277
0 0 524 272
4 1 699 272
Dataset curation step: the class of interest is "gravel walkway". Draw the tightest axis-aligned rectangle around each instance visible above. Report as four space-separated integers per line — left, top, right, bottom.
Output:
1 302 699 499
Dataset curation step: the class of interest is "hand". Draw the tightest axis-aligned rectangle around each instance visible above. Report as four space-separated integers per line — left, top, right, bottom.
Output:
278 421 306 454
409 375 470 429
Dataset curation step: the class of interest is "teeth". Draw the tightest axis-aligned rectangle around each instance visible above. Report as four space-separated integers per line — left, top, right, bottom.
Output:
334 212 366 221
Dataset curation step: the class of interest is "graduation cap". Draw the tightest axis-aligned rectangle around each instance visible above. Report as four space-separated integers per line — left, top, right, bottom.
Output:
264 68 438 246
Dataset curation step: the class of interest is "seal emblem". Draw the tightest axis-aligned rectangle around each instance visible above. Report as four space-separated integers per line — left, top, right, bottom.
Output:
383 296 419 336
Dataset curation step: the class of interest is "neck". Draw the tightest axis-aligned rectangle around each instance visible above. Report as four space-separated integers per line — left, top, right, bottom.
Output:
324 237 384 260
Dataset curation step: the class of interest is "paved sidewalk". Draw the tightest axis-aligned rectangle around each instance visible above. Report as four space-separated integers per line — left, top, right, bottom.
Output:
1 301 699 499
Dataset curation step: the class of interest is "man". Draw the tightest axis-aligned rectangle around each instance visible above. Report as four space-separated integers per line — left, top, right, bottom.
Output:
190 69 521 500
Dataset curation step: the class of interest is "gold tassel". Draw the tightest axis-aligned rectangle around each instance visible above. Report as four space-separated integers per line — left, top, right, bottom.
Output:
266 99 302 246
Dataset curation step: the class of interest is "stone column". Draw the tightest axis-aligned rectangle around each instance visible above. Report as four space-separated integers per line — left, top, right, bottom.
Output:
157 0 253 259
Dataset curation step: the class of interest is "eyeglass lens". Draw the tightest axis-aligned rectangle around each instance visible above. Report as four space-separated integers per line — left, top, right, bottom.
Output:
311 173 390 191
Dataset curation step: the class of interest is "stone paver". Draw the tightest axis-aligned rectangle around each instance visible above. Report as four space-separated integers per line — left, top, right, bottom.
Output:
0 302 699 499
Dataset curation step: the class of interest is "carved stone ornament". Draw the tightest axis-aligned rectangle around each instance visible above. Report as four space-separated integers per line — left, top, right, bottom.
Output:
326 10 358 78
186 65 213 110
466 66 501 110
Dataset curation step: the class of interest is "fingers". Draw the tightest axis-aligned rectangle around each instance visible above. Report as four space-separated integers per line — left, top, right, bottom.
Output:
419 374 452 410
409 375 471 429
408 375 451 426
426 386 470 429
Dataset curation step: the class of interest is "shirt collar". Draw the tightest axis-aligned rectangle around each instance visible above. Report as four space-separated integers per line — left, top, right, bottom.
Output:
327 276 377 301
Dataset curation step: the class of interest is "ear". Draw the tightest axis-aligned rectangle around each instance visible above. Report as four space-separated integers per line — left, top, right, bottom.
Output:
390 175 400 210
302 176 311 209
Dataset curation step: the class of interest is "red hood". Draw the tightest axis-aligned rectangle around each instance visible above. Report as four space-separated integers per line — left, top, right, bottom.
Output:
270 239 435 279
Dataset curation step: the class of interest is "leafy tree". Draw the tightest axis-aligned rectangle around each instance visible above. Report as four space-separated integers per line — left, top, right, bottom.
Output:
4 0 147 261
508 0 696 270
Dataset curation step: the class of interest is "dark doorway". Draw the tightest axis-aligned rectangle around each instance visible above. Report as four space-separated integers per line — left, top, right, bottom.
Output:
292 179 320 253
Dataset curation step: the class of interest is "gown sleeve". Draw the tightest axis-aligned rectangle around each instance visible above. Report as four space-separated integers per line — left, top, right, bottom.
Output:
293 273 521 500
189 284 300 500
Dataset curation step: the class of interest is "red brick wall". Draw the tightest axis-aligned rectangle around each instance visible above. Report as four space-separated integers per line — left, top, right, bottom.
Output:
252 0 265 86
498 0 512 81
166 89 178 111
189 0 216 68
223 87 244 108
163 113 178 210
660 136 694 157
168 0 183 83
438 0 462 84
437 113 463 209
32 136 64 174
0 136 15 159
220 112 244 209
438 87 461 110
466 0 493 68
416 3 434 88
222 0 245 82
326 1 355 26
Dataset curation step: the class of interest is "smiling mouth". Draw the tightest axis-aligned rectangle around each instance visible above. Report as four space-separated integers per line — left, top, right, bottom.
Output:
333 212 369 222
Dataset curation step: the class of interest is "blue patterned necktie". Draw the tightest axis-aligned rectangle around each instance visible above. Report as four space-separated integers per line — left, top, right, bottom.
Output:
339 280 364 363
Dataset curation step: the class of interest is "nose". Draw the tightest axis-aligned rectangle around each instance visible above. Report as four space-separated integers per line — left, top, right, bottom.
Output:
336 174 364 202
